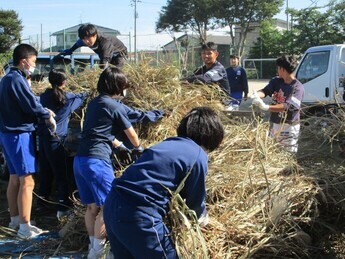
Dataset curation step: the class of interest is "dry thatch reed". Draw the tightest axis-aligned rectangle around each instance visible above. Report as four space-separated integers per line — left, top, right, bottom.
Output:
2 58 345 258
167 171 209 259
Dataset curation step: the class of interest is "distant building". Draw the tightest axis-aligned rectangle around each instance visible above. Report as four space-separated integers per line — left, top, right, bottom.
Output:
162 34 232 68
234 18 288 56
161 18 288 67
51 24 120 52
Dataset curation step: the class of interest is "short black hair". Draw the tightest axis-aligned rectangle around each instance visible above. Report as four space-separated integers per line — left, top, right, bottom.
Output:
230 54 239 59
177 107 224 152
201 42 218 51
13 44 38 66
97 67 129 95
276 55 298 74
78 23 98 39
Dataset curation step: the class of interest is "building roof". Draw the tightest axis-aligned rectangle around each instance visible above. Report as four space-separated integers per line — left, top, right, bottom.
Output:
51 24 120 36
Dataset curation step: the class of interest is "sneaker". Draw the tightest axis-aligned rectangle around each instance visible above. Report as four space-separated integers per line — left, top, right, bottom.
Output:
17 225 47 239
87 247 106 259
232 104 239 111
8 220 36 230
225 105 234 111
56 209 72 220
8 221 19 230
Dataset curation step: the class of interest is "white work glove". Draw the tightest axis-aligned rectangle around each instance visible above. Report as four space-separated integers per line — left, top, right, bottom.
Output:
198 212 209 227
250 91 260 100
252 98 269 111
45 109 57 133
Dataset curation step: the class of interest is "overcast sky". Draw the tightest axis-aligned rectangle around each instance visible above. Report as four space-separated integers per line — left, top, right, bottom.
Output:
1 0 330 50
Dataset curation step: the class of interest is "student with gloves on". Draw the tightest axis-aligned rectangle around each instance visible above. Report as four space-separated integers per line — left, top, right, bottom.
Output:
0 44 56 239
104 106 224 259
251 55 304 153
58 23 127 68
73 67 143 258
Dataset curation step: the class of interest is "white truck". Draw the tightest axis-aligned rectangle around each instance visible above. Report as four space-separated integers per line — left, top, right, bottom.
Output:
295 44 345 115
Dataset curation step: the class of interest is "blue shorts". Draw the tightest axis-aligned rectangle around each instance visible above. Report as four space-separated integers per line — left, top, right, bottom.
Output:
0 132 37 176
73 156 115 206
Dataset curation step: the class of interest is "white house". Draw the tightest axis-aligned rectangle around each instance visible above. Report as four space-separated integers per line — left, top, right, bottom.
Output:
51 24 120 51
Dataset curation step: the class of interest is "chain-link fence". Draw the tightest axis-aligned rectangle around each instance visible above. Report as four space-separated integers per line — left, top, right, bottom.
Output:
21 31 275 79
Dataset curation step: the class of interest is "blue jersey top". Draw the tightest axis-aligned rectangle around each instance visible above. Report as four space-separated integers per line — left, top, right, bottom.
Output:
261 77 304 124
226 66 248 94
38 89 88 138
186 61 230 96
112 101 164 148
112 136 208 219
0 68 50 133
77 94 132 162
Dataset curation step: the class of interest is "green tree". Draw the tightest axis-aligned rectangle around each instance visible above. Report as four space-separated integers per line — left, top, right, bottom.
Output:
213 0 283 57
249 20 283 58
328 0 345 43
0 9 23 53
156 0 215 43
289 4 344 52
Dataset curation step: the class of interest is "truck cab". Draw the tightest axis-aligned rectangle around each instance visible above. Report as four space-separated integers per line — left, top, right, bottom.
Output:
295 44 345 114
3 52 100 81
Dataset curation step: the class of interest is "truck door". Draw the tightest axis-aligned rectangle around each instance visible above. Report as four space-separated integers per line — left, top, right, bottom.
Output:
336 47 345 103
296 50 331 103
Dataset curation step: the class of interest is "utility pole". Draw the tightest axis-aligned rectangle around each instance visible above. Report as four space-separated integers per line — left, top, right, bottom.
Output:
132 0 140 63
41 24 43 51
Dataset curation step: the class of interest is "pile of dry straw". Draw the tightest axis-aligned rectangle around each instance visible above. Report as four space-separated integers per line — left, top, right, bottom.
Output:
2 59 345 258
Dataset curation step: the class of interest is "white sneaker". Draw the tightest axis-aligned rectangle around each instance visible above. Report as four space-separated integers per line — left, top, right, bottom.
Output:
9 220 36 230
8 221 19 230
232 104 239 111
17 225 47 239
87 247 106 259
225 105 234 111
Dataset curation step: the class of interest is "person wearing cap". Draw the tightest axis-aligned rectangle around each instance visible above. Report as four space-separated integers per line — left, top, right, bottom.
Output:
58 23 128 69
183 42 231 107
226 54 248 111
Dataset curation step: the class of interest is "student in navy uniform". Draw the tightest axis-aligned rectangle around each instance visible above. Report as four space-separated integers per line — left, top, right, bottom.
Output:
73 67 143 259
251 55 304 153
0 44 56 238
226 54 248 110
103 106 224 259
59 23 128 68
183 42 230 107
37 69 88 219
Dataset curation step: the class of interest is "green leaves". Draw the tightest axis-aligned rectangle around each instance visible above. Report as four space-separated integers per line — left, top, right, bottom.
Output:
0 10 23 53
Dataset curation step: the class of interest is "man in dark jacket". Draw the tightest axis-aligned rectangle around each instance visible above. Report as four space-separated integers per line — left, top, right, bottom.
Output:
183 42 230 107
59 23 128 68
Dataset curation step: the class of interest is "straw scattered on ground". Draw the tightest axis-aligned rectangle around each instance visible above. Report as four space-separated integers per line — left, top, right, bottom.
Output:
1 60 345 258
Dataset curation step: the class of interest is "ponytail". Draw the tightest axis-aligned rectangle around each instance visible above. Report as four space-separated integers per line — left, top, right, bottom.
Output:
48 69 67 107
